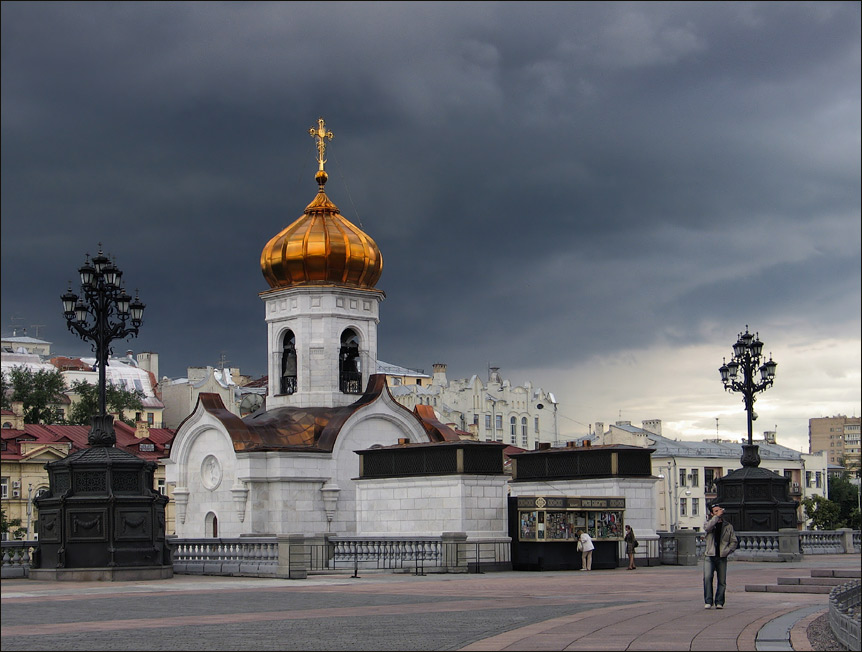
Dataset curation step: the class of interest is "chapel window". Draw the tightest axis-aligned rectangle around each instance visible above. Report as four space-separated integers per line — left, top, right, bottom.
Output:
339 329 362 394
280 330 297 395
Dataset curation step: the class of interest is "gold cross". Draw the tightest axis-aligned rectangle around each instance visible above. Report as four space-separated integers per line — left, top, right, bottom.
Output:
309 117 334 171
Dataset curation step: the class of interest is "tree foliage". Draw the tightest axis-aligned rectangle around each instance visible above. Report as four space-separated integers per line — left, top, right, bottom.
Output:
67 379 144 426
801 494 841 530
1 508 26 540
6 365 66 424
0 370 11 411
828 473 860 529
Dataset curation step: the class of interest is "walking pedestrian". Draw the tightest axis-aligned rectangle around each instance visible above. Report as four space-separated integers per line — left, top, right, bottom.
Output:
703 504 738 609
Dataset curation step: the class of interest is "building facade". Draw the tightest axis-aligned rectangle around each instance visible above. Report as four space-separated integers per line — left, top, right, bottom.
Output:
388 364 559 449
1 419 176 539
809 415 861 473
589 420 827 530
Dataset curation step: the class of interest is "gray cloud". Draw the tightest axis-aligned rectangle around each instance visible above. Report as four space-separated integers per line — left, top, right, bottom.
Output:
2 2 859 446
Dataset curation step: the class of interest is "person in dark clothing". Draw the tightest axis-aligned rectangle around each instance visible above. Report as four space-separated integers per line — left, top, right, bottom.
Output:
703 504 738 609
624 524 637 570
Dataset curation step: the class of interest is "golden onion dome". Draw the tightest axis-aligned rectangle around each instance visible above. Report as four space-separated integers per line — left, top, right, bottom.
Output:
260 119 383 290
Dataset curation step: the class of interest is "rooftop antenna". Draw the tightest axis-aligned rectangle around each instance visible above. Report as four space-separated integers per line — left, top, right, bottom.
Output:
30 324 46 338
218 352 230 371
715 417 720 443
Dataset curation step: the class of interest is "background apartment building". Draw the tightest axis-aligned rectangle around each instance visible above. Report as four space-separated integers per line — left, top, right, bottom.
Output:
809 415 861 473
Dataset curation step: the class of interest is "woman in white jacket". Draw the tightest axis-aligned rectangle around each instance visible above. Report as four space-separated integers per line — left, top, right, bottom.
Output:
576 529 595 571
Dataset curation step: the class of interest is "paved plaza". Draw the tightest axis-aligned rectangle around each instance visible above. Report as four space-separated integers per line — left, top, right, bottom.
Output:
1 554 856 651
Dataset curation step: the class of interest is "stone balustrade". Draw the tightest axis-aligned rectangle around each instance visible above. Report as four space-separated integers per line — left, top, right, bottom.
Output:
4 529 858 578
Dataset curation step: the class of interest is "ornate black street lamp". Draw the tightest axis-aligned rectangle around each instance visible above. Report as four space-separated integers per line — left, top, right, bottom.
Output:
30 246 169 579
61 245 144 446
718 326 777 467
711 327 796 534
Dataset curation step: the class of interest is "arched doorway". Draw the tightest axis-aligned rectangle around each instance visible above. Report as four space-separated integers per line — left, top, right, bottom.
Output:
205 512 219 538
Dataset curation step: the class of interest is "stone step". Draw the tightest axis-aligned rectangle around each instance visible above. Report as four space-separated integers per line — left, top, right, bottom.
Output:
777 576 849 586
745 584 833 594
810 569 861 579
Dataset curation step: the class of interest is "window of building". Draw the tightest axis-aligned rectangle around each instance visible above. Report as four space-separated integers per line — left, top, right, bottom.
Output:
495 414 502 431
147 412 155 426
534 417 539 433
692 498 699 516
680 498 687 516
690 469 699 487
705 468 718 493
679 469 687 487
510 417 517 436
485 415 491 430
157 478 166 495
0 477 8 499
139 443 154 452
510 433 516 445
815 472 822 488
806 471 813 488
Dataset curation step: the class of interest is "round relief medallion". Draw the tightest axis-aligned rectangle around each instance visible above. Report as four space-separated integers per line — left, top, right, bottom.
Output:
201 455 222 491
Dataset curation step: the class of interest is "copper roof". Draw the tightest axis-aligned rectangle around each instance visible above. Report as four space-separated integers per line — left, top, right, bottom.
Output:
195 374 433 453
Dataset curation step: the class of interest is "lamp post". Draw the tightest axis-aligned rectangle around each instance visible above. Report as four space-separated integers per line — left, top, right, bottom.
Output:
31 245 169 578
718 326 777 467
61 245 144 447
657 471 672 531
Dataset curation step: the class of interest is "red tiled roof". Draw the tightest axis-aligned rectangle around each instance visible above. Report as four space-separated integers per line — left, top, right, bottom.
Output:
0 422 175 463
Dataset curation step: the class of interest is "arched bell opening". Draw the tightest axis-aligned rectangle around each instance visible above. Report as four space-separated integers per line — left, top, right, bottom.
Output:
339 329 361 394
280 330 297 395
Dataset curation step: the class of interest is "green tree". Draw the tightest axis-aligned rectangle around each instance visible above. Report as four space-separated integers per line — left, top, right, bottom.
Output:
801 494 841 530
7 365 66 424
0 370 12 411
828 473 859 528
67 379 144 426
1 507 27 540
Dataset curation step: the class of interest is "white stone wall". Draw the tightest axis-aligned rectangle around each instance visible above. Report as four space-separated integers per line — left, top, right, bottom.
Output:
509 477 659 538
355 475 509 537
262 285 383 409
170 422 245 538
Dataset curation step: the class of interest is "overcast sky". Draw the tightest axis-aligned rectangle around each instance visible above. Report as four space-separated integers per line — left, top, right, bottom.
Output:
2 2 859 451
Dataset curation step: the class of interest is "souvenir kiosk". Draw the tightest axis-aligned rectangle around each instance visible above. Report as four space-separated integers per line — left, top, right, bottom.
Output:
508 442 656 570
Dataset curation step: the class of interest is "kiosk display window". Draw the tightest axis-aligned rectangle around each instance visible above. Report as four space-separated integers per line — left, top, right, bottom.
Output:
515 496 625 542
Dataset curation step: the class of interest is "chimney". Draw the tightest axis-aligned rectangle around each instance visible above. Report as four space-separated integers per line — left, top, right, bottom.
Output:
566 441 577 448
135 421 150 439
643 419 662 436
583 440 592 448
432 363 448 386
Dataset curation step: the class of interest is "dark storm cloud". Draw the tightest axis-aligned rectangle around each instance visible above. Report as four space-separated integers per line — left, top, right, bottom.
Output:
2 0 859 406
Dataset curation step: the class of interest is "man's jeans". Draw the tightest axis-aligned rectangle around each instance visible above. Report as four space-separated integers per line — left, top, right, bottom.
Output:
703 555 728 606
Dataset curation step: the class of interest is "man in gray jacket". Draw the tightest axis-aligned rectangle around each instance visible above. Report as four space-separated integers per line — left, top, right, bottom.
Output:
703 504 738 609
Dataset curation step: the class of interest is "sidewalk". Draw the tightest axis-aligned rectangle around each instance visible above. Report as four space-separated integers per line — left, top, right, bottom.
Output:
2 554 856 651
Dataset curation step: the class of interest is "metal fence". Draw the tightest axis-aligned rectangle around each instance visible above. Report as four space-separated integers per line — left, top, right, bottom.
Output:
829 580 861 652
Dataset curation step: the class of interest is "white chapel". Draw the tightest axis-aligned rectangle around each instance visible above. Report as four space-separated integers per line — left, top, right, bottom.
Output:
166 119 456 538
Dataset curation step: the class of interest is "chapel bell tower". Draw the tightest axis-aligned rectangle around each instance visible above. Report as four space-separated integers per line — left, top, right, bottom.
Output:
259 119 385 408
